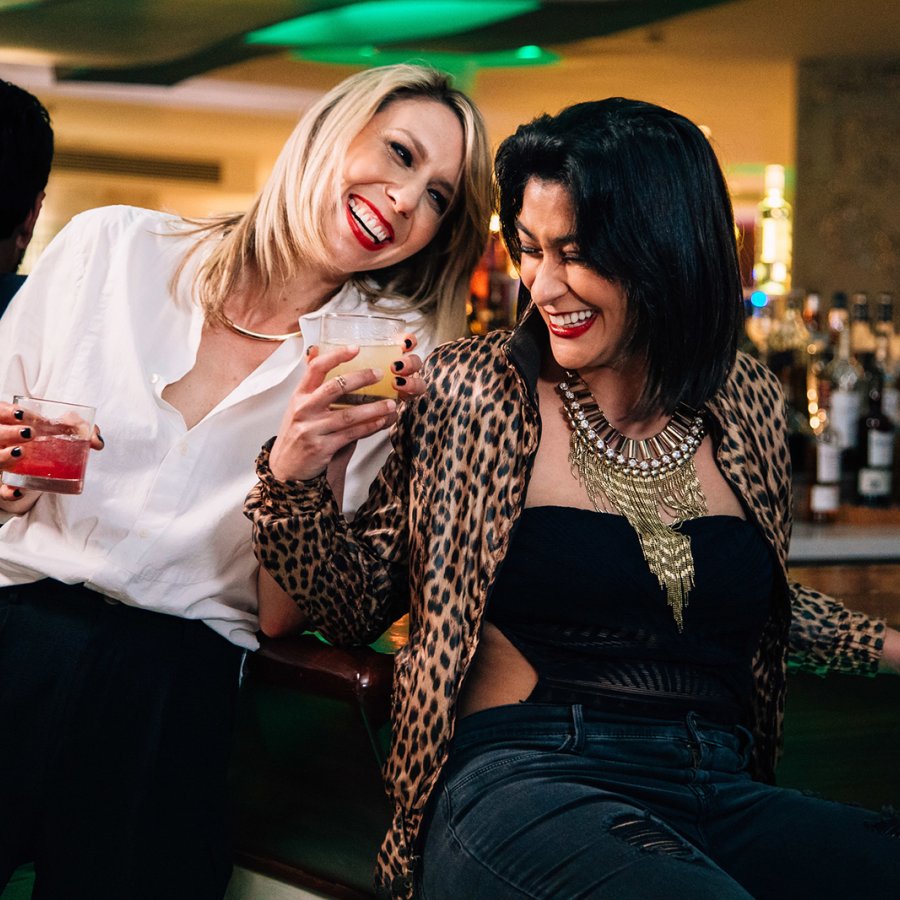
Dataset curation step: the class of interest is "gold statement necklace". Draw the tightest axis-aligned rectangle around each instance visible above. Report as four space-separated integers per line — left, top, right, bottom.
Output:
222 316 303 342
558 371 708 630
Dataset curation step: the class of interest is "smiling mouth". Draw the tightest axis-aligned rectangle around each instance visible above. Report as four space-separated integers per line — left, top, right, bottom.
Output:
547 309 597 338
347 195 394 250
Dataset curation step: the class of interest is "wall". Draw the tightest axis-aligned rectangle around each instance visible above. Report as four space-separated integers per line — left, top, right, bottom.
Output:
793 59 900 302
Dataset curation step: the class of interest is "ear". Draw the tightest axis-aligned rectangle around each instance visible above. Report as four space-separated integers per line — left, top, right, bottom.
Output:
14 191 45 253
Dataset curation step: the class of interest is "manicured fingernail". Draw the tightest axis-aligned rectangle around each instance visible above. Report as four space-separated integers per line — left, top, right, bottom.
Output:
11 446 22 458
13 489 22 499
19 427 31 439
394 376 407 387
13 409 24 420
96 430 105 446
305 344 317 356
392 360 404 372
404 338 413 350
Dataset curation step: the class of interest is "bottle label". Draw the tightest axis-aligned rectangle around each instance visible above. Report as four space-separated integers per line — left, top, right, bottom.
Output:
829 390 861 449
810 484 840 514
884 386 899 426
868 430 895 468
816 440 841 483
857 467 892 498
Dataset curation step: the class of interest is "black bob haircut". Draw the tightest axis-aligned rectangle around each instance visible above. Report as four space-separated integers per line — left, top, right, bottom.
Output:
495 97 744 419
1 80 54 239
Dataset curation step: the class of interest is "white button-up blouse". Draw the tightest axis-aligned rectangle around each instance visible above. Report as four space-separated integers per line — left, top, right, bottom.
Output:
0 205 434 649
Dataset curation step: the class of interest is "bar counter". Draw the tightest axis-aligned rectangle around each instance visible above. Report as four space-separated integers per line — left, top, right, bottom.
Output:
790 521 900 563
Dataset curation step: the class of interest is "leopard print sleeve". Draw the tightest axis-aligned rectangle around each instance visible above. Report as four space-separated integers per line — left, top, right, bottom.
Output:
787 580 886 676
245 416 414 646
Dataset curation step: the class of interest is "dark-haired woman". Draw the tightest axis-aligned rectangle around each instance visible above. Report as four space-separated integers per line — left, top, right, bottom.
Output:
247 98 900 899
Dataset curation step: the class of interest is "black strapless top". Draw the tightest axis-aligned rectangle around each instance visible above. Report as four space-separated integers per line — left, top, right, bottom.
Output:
485 506 775 724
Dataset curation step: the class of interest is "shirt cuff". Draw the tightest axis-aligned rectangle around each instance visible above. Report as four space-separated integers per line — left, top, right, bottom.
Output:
252 437 330 515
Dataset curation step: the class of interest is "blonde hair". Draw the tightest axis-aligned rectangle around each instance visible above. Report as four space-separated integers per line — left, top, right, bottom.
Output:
183 64 492 343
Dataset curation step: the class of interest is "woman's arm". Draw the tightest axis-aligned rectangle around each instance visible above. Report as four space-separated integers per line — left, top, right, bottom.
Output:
788 580 888 677
248 341 424 644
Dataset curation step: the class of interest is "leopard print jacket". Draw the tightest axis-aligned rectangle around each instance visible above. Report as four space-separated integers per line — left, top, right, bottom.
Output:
246 309 886 899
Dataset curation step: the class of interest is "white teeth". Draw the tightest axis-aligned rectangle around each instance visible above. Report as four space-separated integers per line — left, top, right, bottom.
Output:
349 197 389 242
549 309 596 327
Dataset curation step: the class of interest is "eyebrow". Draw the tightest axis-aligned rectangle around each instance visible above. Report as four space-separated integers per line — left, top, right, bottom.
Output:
401 128 457 198
515 219 578 246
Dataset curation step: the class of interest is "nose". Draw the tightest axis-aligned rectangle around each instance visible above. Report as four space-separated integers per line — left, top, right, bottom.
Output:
528 257 567 306
385 180 420 217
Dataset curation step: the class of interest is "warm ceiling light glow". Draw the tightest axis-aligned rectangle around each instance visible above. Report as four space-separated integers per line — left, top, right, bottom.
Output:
246 1 539 47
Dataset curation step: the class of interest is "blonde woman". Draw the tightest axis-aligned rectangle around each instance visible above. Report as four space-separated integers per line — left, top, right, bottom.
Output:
0 64 491 900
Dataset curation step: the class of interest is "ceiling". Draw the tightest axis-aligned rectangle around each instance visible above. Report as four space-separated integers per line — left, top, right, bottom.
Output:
0 1 737 84
2 0 898 90
2 0 899 206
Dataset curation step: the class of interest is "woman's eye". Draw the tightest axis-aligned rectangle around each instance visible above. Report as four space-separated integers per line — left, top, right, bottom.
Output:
391 141 413 166
519 245 540 256
427 188 448 215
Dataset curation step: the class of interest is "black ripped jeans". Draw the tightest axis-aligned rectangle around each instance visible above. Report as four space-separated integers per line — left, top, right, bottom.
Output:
417 703 900 899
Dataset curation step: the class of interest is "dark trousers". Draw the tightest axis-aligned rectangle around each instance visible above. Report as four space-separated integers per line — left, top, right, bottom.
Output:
0 580 244 900
419 703 900 899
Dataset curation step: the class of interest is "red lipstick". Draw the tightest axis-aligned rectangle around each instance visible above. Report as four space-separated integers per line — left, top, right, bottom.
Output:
547 314 597 339
346 194 394 251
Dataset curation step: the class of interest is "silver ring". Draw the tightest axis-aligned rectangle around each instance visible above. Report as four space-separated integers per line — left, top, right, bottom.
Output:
334 374 347 392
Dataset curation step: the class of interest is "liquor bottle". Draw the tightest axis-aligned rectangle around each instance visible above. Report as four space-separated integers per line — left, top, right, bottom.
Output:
874 292 899 426
823 321 864 492
802 289 823 334
827 290 849 349
768 289 813 469
808 420 841 523
816 291 850 435
768 290 809 404
802 290 829 433
744 299 774 366
849 291 876 374
752 164 792 300
856 375 895 507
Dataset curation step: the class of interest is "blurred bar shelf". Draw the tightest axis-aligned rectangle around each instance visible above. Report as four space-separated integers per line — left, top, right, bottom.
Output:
790 506 900 564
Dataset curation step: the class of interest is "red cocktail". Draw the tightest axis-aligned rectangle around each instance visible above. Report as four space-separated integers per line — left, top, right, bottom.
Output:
2 397 95 495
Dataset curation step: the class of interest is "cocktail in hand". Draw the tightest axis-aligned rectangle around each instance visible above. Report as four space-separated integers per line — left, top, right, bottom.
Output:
318 314 405 406
2 396 96 494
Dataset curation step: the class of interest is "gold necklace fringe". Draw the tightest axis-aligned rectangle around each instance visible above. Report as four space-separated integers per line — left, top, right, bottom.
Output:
559 373 708 631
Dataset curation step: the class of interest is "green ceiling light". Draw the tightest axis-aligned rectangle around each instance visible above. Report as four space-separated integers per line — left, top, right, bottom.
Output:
294 46 559 69
246 1 539 47
292 44 558 90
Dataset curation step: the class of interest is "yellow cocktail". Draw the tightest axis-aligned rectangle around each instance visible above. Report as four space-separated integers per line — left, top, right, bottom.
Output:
318 313 405 407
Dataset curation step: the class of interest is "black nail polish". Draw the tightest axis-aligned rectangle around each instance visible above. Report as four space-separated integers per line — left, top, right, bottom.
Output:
392 360 404 372
13 409 23 420
306 344 317 357
10 447 22 458
96 430 105 446
19 427 31 439
13 489 22 499
403 338 413 350
395 376 407 387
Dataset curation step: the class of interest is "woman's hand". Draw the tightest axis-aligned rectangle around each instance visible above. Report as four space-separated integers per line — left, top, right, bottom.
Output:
0 400 104 508
878 627 900 675
268 333 425 484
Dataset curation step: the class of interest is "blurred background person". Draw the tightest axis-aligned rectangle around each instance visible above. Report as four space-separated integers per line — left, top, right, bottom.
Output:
0 79 53 313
